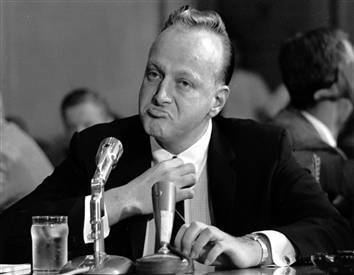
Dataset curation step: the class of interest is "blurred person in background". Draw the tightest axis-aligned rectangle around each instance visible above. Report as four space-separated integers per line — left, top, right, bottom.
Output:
223 70 289 121
273 27 354 222
48 88 119 166
222 41 289 122
61 88 118 140
0 92 53 212
5 115 29 133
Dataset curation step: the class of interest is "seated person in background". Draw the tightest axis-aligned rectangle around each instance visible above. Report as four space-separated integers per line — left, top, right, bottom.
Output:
5 115 29 133
223 70 290 122
61 88 118 140
1 6 354 269
222 44 289 122
273 27 354 221
48 88 119 166
0 92 53 213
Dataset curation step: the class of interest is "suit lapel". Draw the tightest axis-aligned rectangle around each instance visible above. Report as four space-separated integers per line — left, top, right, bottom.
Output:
106 118 151 189
208 119 238 233
106 117 152 259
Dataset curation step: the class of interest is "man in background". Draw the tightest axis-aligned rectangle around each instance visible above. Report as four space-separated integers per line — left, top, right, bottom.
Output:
61 88 118 140
222 41 289 122
48 88 118 166
273 27 354 222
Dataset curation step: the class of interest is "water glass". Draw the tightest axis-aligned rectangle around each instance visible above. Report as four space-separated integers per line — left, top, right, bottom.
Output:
31 216 68 272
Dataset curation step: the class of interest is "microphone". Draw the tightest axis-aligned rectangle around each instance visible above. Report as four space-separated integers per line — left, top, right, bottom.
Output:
93 137 123 183
135 181 193 275
60 137 133 275
152 181 176 254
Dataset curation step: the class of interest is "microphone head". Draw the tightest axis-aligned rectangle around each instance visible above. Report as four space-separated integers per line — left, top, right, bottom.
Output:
95 137 123 181
96 137 123 166
152 181 176 212
152 181 176 247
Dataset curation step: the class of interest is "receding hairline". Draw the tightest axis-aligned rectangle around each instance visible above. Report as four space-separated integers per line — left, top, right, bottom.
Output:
159 6 234 85
150 23 228 85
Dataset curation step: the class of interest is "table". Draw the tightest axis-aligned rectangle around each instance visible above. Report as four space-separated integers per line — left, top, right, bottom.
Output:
208 265 325 274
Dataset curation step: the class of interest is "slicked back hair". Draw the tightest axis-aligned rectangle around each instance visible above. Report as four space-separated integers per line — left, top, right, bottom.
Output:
279 27 350 110
161 6 235 85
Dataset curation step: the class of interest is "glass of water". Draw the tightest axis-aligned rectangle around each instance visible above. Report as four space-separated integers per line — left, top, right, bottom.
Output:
31 216 68 273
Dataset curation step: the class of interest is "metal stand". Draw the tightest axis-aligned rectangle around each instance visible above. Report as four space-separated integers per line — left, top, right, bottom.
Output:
60 138 133 275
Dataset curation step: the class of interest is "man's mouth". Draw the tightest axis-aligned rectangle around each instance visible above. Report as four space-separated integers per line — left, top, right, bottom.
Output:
147 107 170 118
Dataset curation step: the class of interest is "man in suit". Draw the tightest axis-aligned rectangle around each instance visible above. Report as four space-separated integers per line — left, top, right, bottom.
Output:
1 6 353 269
273 28 354 223
45 88 119 167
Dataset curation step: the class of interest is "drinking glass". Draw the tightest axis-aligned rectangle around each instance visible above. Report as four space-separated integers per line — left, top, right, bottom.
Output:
31 216 68 273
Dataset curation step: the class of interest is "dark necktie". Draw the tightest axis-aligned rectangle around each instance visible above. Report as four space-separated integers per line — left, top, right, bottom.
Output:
171 201 184 245
170 155 185 243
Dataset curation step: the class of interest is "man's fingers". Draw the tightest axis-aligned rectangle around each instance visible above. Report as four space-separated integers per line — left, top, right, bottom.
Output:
177 163 196 175
176 188 194 202
157 157 184 169
174 224 188 250
158 158 195 174
156 160 196 184
170 163 196 183
191 228 214 259
203 241 224 265
180 222 207 256
176 173 196 189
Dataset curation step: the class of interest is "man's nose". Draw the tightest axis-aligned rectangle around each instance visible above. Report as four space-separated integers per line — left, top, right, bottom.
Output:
153 79 172 105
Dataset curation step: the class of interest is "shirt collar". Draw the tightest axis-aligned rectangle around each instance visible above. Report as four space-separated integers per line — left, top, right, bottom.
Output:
301 111 337 147
150 120 212 177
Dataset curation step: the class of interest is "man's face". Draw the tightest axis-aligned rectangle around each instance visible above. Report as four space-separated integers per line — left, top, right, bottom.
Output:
139 26 228 153
334 40 354 130
63 100 112 138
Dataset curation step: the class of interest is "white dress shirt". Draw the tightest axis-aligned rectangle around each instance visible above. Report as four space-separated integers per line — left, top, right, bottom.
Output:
301 111 337 147
83 119 296 266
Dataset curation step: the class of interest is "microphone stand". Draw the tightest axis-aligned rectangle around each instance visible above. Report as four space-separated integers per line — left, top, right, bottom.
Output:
60 138 133 275
135 181 193 275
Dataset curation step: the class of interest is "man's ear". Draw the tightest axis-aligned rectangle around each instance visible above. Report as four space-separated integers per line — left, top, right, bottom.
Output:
313 86 340 102
209 85 230 117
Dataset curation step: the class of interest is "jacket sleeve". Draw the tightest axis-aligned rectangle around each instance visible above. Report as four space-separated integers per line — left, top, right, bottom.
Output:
271 130 354 258
0 132 94 263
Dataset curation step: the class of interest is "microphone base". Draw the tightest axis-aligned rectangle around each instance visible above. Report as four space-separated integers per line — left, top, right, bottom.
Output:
135 252 193 275
60 254 133 274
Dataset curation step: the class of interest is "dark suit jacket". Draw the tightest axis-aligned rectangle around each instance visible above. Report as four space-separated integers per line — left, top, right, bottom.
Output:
273 108 354 219
1 115 353 263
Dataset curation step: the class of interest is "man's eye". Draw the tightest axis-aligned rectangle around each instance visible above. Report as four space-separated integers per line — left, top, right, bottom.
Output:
177 79 192 89
146 70 160 81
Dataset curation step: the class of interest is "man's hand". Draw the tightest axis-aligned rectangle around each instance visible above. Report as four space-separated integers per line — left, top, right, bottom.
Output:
105 157 196 225
174 221 263 268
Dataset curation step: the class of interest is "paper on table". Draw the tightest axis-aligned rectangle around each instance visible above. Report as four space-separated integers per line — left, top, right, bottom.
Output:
0 264 31 274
